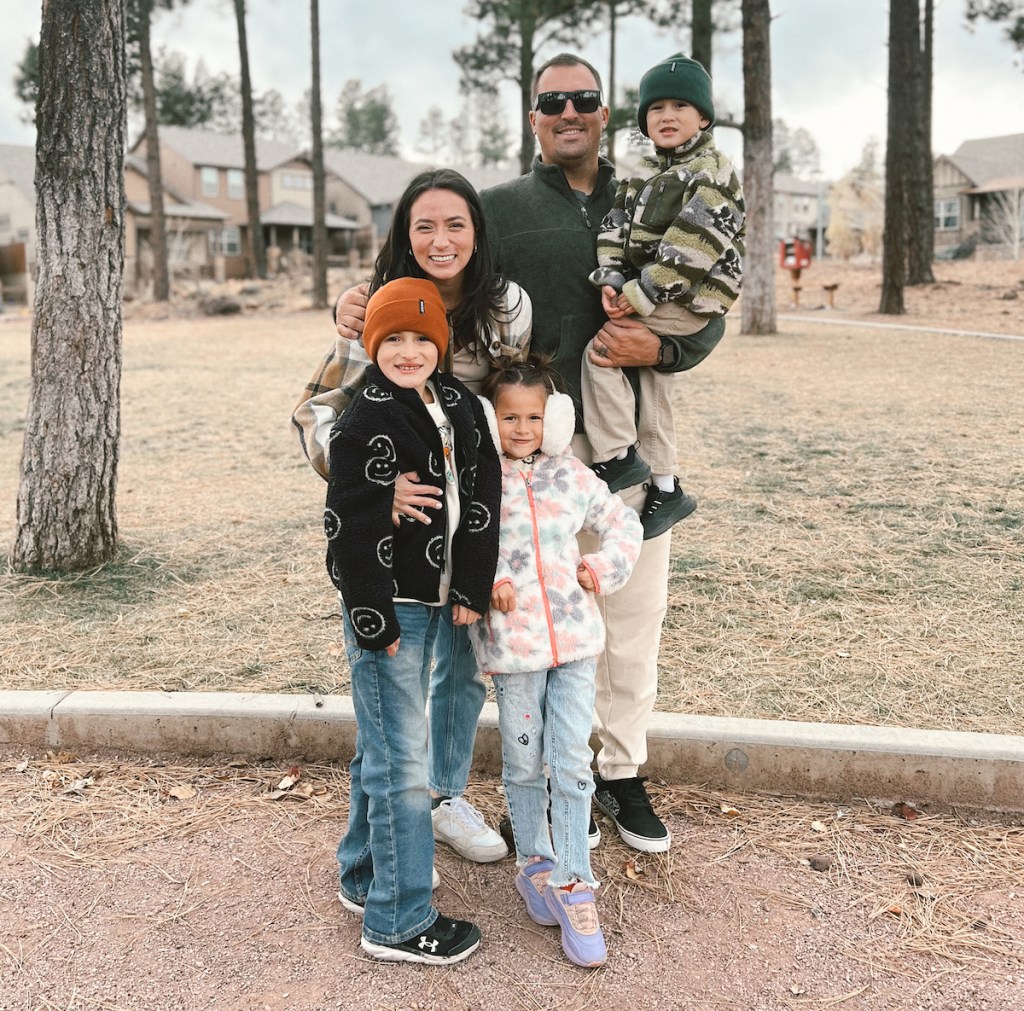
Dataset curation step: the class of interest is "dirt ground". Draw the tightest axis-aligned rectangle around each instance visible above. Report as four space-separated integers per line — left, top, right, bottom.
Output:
2 748 1023 1011
1 259 1023 1010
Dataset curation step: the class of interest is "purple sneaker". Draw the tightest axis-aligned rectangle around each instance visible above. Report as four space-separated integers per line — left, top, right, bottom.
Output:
544 881 607 967
514 859 557 926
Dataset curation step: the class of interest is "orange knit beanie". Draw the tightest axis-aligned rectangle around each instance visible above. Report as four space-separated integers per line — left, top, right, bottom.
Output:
363 278 449 363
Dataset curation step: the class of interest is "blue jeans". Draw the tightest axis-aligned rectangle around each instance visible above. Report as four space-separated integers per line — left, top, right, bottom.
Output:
336 594 484 800
493 659 598 889
429 605 487 798
337 604 439 944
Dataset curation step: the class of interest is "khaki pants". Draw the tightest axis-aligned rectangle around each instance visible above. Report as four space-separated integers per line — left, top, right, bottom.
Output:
573 435 671 779
581 304 706 475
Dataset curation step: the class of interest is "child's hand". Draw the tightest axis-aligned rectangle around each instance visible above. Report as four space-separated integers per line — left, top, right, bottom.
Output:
451 604 481 626
601 285 626 318
491 583 516 612
614 292 636 316
576 563 596 592
385 638 400 657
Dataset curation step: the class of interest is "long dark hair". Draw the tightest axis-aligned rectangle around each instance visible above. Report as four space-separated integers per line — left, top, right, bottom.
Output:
369 168 518 360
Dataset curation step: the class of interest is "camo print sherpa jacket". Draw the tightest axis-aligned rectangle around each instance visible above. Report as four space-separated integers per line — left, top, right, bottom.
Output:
591 130 745 321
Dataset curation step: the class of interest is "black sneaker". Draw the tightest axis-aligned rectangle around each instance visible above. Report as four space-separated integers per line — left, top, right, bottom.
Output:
592 775 671 853
360 914 481 964
499 814 601 850
639 479 697 540
590 446 652 493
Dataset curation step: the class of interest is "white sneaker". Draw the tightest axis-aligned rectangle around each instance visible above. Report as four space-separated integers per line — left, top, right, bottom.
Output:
338 866 440 917
431 797 508 863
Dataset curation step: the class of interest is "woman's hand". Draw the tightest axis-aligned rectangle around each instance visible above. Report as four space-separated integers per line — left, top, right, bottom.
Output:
392 471 443 527
451 605 481 626
335 282 370 341
490 582 516 612
589 315 660 369
385 638 400 657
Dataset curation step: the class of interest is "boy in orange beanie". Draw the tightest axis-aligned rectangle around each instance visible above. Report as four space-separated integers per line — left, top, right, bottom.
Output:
324 277 501 964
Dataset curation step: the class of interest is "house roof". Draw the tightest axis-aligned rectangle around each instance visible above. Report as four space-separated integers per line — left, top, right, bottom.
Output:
321 150 518 207
774 172 831 195
261 200 358 230
138 126 301 172
322 151 429 206
0 143 36 201
127 197 229 222
948 134 1024 189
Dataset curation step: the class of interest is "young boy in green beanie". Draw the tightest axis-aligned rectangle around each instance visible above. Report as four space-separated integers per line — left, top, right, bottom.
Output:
584 53 745 539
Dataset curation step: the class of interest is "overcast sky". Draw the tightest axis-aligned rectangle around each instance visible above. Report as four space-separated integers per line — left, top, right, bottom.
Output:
1 0 1021 179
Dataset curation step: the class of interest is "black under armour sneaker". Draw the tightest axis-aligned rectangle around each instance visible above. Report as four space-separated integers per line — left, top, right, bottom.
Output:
593 774 671 853
360 914 481 965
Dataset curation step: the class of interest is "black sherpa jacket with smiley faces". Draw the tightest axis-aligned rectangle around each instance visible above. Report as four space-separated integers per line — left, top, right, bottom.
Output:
324 365 501 651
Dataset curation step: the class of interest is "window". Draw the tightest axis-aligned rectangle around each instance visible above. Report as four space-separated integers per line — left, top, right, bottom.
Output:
201 167 219 198
283 172 313 191
227 169 244 200
0 213 10 231
220 227 241 256
934 199 960 231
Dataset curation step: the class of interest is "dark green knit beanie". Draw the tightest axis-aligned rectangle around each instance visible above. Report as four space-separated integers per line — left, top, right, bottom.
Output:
637 53 715 135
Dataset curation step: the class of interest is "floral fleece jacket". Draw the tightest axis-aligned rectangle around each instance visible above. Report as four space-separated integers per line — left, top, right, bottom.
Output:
468 393 643 675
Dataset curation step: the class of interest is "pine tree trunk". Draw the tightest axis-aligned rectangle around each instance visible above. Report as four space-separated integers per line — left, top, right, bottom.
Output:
518 14 537 176
139 0 171 301
234 0 266 279
881 0 919 313
12 0 126 572
739 0 776 335
606 0 618 169
310 0 328 308
692 0 714 74
907 0 935 284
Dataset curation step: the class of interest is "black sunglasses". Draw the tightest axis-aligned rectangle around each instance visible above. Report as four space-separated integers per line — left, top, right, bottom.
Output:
533 90 602 116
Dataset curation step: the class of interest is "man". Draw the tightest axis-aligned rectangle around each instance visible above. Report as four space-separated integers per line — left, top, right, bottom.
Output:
479 54 725 853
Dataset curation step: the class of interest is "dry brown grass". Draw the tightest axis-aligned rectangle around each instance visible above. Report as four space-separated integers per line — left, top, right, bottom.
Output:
1 261 1022 737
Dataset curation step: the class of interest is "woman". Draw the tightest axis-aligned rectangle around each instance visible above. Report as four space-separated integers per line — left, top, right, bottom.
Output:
293 169 531 866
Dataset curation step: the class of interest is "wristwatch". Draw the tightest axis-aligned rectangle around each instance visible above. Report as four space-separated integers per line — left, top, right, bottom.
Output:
656 336 677 368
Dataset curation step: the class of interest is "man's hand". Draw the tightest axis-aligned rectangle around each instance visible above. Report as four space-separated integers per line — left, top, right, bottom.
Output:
335 282 370 341
588 315 660 369
490 582 516 613
392 471 443 527
451 605 481 626
385 638 400 657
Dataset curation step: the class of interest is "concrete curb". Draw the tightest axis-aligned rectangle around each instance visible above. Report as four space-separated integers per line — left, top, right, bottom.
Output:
2 690 1022 812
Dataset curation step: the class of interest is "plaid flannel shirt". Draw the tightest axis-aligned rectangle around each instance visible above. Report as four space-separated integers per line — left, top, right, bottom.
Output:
292 281 532 479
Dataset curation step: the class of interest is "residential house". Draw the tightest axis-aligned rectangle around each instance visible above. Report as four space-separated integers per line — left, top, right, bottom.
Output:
934 133 1024 260
0 143 36 305
130 125 358 279
124 153 229 293
323 149 516 258
774 173 830 256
